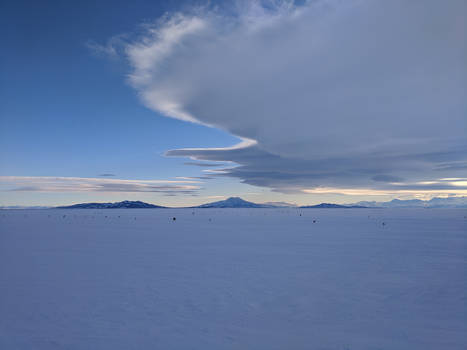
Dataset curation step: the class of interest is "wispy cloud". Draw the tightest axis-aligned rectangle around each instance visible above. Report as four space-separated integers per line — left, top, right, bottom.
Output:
86 34 128 59
0 176 201 194
176 176 214 180
114 0 466 196
303 187 467 197
183 162 226 167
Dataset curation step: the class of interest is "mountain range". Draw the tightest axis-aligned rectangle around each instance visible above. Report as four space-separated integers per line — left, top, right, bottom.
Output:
300 203 368 209
55 200 166 209
348 197 467 208
3 196 466 209
51 197 373 209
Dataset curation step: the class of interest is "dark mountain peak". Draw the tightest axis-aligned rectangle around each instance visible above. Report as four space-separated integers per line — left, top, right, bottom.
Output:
195 197 272 208
56 200 166 209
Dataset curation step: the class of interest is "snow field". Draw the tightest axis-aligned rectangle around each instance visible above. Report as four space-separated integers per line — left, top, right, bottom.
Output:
0 208 466 349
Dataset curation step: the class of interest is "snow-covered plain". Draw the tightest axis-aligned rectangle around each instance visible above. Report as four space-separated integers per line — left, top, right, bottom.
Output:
0 208 466 350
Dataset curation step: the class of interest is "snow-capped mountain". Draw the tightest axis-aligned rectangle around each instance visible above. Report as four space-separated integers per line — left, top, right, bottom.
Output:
348 197 467 208
194 197 274 208
56 200 166 209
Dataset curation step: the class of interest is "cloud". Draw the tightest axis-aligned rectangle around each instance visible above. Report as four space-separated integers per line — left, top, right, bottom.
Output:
183 162 226 167
98 173 116 177
122 0 466 195
86 34 128 59
371 175 404 183
0 176 201 194
176 175 214 180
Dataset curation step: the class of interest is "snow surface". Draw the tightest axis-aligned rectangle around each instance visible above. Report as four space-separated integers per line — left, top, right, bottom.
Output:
0 208 466 349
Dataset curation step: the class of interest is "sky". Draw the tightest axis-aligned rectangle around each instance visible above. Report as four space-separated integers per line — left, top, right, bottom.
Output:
1 0 466 207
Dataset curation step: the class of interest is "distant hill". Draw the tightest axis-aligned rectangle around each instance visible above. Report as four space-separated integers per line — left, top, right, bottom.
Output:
56 200 166 209
194 197 274 208
300 203 367 209
348 196 467 208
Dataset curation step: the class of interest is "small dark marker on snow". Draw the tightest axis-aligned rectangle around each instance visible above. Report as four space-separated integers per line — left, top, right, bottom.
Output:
313 220 316 223
173 217 176 221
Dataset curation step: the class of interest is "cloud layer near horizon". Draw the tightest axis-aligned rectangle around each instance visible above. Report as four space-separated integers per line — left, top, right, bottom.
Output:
124 0 466 194
0 176 201 195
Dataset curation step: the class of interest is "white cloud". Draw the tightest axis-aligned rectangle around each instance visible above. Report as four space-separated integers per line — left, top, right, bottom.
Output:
0 176 201 194
122 0 466 194
303 187 467 197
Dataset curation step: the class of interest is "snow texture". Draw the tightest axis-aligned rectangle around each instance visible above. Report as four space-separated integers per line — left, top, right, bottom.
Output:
0 209 466 349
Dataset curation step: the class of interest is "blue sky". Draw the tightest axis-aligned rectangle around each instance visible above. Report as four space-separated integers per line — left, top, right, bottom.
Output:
1 0 466 206
0 0 249 206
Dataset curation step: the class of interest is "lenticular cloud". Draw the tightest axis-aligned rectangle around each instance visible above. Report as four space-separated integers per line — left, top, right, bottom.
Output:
125 0 467 194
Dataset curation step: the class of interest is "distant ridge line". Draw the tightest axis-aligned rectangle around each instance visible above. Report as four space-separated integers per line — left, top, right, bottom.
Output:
300 203 368 209
56 200 166 209
6 196 464 209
